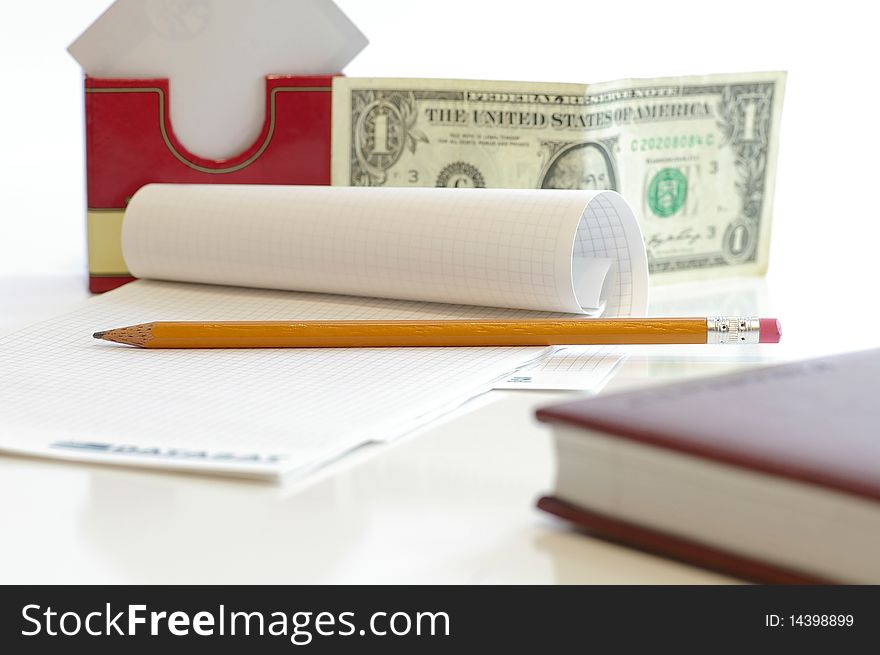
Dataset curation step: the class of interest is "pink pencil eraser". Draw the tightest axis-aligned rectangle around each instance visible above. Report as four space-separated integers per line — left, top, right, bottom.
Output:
759 318 782 343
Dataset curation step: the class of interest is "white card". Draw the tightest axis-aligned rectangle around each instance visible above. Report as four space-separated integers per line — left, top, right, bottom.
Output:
69 0 368 159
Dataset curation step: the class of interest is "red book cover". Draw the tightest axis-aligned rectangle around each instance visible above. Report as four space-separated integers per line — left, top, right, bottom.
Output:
85 74 335 293
536 349 880 583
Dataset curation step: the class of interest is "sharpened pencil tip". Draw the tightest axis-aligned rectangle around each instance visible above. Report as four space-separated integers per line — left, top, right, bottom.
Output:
93 331 107 339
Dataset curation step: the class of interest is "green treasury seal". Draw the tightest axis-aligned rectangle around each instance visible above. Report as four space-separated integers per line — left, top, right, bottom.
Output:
647 168 688 217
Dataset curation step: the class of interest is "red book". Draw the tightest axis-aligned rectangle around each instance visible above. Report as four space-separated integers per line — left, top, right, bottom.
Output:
536 348 880 584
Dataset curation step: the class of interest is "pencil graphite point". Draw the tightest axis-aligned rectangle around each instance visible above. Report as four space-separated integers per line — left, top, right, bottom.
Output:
91 324 153 347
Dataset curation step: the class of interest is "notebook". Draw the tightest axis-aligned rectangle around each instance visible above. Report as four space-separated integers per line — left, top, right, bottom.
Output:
536 348 880 583
0 185 647 480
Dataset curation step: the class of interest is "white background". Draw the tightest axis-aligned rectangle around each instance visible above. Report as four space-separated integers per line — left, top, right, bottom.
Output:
0 1 877 585
1 0 878 342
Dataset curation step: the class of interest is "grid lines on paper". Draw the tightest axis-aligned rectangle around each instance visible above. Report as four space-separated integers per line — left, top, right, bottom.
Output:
0 281 556 475
125 186 598 314
573 193 634 316
531 345 622 372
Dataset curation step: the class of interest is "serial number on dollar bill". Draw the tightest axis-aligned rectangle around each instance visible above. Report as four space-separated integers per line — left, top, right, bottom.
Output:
631 133 716 152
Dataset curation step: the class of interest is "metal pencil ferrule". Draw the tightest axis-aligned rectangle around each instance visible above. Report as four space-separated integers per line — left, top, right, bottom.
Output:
706 316 761 344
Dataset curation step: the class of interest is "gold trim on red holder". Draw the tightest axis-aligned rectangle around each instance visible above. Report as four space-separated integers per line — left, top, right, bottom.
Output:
86 86 330 174
87 209 128 276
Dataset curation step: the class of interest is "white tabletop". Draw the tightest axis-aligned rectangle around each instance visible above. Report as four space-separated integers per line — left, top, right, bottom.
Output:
2 267 873 584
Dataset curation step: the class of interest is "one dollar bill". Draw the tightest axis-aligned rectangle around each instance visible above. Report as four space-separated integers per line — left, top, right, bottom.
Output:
332 72 786 282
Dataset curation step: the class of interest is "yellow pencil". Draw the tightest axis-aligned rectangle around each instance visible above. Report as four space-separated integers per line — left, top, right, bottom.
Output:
93 317 781 348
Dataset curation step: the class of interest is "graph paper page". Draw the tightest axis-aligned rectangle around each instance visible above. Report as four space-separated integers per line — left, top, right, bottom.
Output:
496 346 625 391
0 280 570 479
123 185 648 316
0 186 648 478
